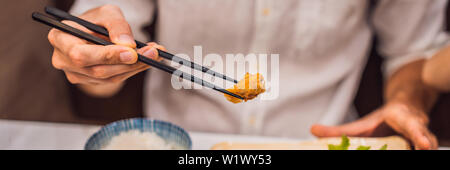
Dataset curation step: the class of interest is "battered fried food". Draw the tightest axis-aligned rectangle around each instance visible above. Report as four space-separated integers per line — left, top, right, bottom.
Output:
224 73 266 103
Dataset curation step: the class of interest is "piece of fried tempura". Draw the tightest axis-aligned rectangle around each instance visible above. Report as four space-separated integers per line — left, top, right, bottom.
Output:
224 73 266 103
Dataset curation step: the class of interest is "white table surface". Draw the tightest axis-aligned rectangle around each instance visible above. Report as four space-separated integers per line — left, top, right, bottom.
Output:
1 119 449 150
0 119 301 150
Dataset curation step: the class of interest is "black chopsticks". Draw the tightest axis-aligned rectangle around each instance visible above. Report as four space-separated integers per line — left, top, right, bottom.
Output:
32 8 244 100
44 6 238 84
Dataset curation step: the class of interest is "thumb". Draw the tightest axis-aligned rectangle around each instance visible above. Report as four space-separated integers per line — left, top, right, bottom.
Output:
310 112 382 137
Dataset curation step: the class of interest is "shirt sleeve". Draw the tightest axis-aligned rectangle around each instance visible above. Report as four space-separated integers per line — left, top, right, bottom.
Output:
69 0 155 41
372 0 450 78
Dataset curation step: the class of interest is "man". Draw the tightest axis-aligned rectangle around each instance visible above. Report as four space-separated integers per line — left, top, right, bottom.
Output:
47 0 449 149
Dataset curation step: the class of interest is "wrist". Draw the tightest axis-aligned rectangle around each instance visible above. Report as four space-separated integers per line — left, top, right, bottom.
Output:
386 96 426 114
78 82 124 98
383 100 430 127
385 87 437 113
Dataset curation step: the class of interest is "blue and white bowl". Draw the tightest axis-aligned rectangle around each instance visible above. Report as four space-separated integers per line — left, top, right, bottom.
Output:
85 118 192 150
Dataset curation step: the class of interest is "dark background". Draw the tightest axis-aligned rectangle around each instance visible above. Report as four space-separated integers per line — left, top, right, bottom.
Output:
0 1 448 145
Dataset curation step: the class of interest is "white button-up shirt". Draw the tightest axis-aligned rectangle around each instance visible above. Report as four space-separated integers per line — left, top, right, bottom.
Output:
70 0 449 138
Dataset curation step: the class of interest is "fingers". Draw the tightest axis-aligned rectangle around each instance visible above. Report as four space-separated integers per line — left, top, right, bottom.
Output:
381 103 438 150
46 5 165 86
65 62 148 81
48 5 136 61
311 101 439 150
400 120 438 150
52 49 147 78
81 5 136 47
310 125 337 137
68 41 161 67
146 42 167 51
48 24 85 54
310 111 383 137
137 42 164 61
48 20 138 66
71 44 138 66
64 65 149 85
427 132 439 150
310 124 370 138
51 41 161 85
83 63 149 80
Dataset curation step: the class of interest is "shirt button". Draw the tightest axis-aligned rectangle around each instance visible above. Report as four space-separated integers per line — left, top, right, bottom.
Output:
262 8 270 16
248 115 256 126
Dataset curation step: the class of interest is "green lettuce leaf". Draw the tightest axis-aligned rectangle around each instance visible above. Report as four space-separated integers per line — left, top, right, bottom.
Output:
328 135 350 150
327 135 388 150
356 145 371 150
379 144 388 150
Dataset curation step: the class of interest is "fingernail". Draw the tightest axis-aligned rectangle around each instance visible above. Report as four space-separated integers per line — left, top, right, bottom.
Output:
120 51 134 63
117 34 135 46
143 47 158 59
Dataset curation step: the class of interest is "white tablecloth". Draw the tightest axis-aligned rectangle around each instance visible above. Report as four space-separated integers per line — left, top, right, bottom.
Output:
1 119 449 150
0 119 300 150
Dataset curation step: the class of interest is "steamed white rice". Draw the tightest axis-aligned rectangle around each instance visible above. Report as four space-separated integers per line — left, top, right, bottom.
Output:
102 130 183 150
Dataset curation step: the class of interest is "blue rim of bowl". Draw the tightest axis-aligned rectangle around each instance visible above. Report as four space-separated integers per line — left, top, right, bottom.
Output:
84 118 192 150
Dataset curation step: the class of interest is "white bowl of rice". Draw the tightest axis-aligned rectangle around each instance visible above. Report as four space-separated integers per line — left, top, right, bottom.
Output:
85 118 192 150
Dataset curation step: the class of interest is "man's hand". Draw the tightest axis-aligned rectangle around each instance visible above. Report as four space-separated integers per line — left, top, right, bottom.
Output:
311 101 438 150
311 60 439 150
47 5 165 97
